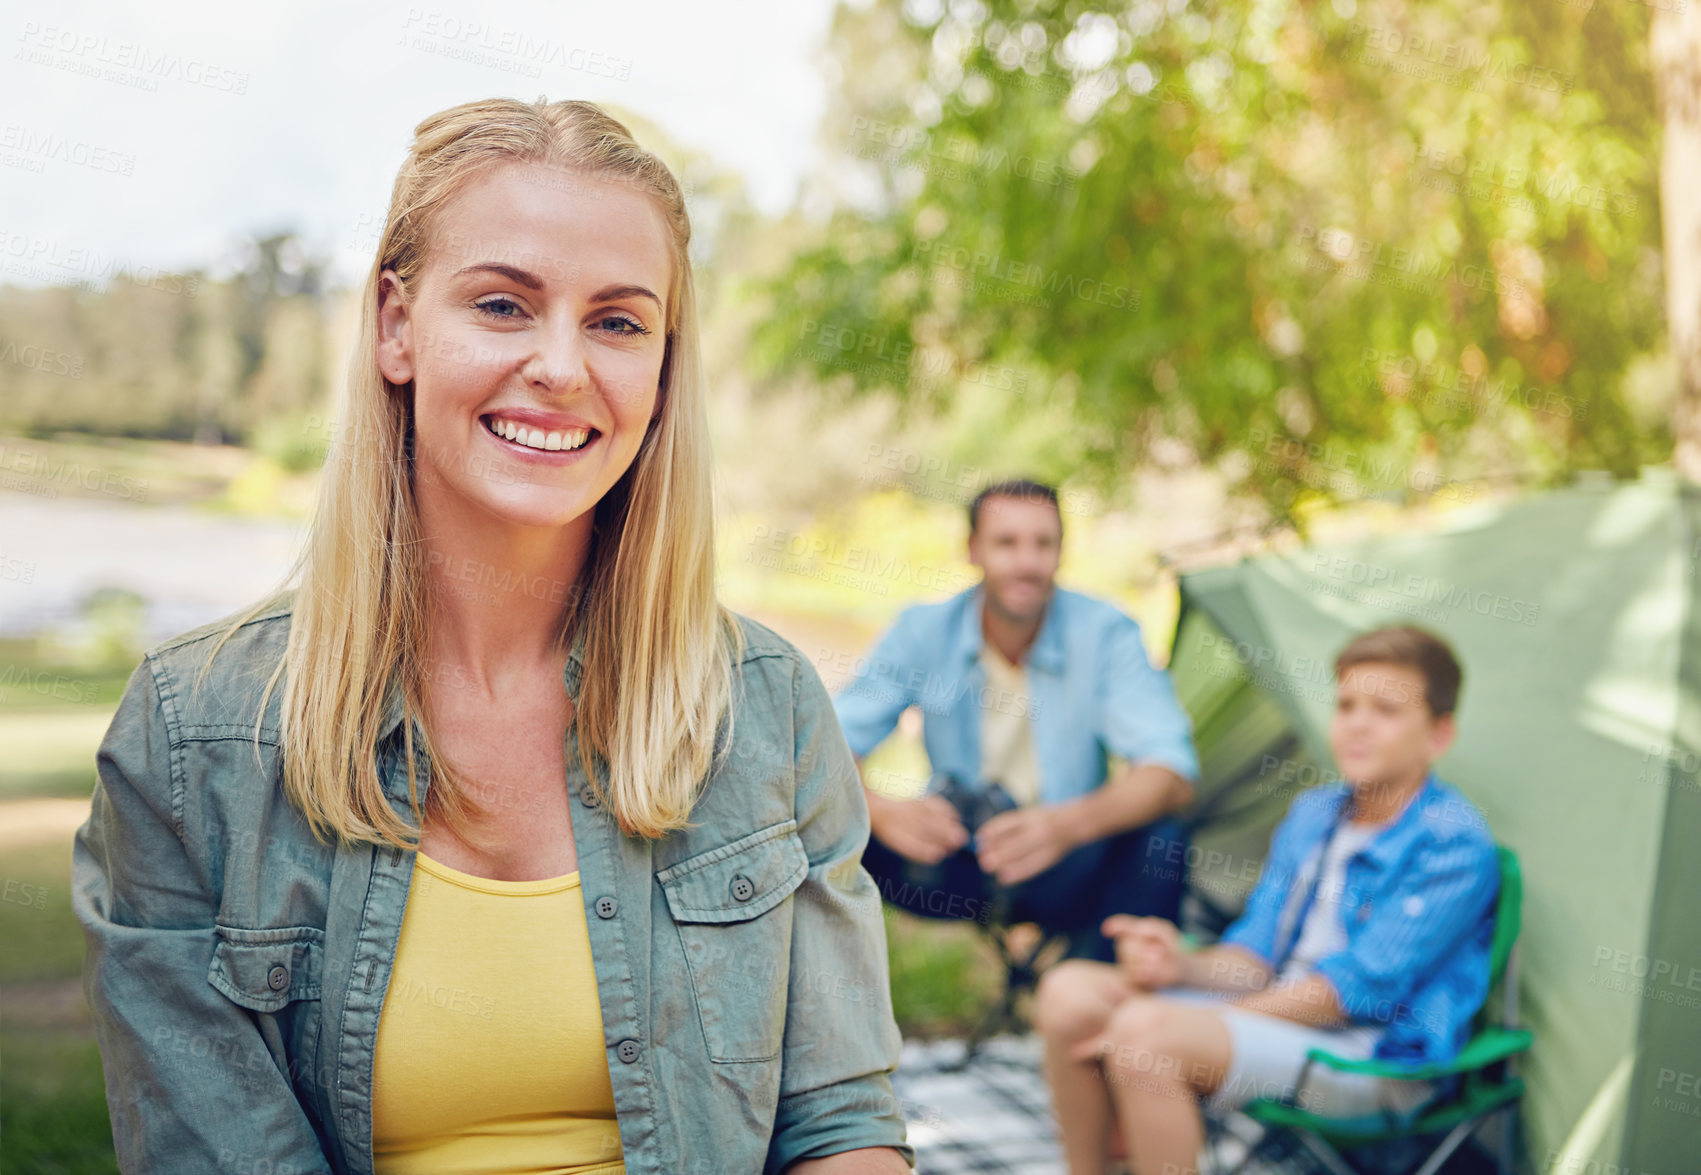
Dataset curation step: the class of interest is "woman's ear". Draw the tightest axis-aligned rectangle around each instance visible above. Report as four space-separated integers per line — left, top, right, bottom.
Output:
376 270 415 386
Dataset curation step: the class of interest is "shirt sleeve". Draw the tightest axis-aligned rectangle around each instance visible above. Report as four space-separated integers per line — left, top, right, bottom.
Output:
830 609 923 761
766 651 915 1174
1216 799 1316 966
1095 613 1200 784
71 656 335 1174
1311 834 1500 1028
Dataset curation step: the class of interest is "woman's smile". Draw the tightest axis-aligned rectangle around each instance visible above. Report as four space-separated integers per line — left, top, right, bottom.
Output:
478 410 603 462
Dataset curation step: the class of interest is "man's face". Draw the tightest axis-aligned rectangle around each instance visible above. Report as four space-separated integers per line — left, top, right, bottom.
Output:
967 495 1061 622
1329 661 1454 793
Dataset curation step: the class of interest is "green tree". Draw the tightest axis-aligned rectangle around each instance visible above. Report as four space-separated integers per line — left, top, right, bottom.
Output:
0 232 333 444
751 0 1666 527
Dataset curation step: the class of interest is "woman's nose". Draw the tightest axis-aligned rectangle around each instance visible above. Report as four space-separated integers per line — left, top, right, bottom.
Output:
525 322 591 395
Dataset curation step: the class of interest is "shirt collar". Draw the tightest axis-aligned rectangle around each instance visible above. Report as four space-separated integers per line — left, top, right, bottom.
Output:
1321 768 1441 858
953 583 1066 675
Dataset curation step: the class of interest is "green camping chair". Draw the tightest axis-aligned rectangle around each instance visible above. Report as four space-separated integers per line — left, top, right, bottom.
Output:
1217 845 1532 1175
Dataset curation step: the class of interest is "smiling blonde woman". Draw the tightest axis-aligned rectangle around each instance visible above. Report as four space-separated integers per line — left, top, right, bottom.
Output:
71 97 914 1175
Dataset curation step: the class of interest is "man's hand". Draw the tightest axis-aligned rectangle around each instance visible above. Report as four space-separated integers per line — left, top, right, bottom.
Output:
866 791 970 864
1101 914 1186 990
975 805 1076 885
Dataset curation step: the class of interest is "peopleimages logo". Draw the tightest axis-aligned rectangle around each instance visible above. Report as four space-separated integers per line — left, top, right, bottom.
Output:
0 124 136 175
912 239 1141 314
746 525 977 596
397 10 633 80
1343 23 1574 94
1308 553 1542 626
1359 347 1588 422
16 23 251 93
1295 224 1526 297
848 117 1076 188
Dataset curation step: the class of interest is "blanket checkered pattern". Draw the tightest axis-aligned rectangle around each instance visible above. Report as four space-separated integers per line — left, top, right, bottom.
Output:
888 1033 1321 1175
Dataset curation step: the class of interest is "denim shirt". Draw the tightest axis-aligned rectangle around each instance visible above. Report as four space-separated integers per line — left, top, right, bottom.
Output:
70 594 915 1175
1218 771 1501 1065
831 584 1199 802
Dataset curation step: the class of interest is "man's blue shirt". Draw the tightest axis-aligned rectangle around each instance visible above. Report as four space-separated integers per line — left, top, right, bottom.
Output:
831 584 1199 804
1218 771 1501 1065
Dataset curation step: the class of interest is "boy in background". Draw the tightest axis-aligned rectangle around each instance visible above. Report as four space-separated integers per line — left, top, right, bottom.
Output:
1033 626 1500 1175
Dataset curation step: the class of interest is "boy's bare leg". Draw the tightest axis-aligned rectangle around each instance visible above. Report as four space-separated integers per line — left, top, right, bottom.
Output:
1033 959 1138 1175
1097 997 1233 1175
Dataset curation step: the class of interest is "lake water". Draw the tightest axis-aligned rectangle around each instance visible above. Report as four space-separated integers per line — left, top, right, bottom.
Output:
0 493 307 644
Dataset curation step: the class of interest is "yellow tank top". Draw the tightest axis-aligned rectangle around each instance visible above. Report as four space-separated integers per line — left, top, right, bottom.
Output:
371 850 626 1175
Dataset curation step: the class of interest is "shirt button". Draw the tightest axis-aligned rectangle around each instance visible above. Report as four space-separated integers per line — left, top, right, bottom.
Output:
267 965 290 992
580 786 599 808
730 874 755 903
615 1038 641 1064
595 895 618 919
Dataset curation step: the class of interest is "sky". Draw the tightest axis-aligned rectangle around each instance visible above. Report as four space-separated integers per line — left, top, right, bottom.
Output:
2 0 845 290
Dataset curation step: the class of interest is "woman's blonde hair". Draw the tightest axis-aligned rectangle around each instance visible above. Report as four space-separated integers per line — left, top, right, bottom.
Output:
196 96 744 849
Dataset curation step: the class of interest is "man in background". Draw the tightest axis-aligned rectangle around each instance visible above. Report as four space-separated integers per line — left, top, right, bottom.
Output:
832 478 1199 961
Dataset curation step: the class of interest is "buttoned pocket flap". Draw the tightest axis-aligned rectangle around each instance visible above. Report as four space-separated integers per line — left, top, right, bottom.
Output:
208 924 325 1012
656 819 809 924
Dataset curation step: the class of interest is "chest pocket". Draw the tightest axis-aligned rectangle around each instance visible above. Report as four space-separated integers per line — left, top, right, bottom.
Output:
208 924 326 1011
656 819 810 1063
207 924 327 1095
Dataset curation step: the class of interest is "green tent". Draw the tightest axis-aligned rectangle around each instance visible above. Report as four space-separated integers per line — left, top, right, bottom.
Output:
1166 467 1701 1174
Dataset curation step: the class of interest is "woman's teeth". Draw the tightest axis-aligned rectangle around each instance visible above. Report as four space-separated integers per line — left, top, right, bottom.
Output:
485 417 593 452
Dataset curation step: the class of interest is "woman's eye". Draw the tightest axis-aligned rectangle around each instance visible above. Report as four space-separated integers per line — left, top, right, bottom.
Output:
474 297 523 319
600 314 651 335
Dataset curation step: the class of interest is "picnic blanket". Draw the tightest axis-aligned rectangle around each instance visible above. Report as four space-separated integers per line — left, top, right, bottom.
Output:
889 1033 1311 1175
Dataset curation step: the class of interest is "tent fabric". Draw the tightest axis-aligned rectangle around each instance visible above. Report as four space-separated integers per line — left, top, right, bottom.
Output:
1165 468 1701 1174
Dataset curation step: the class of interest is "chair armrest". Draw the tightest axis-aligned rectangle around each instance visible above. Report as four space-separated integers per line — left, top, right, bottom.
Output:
1304 1026 1534 1081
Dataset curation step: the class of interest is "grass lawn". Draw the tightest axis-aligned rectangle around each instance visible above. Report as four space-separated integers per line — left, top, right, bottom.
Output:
1 836 116 1175
884 906 1005 1038
0 710 113 802
0 634 134 1173
0 637 131 802
0 1029 116 1175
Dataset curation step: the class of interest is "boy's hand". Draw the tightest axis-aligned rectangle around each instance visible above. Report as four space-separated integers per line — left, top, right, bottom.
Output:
1101 914 1185 989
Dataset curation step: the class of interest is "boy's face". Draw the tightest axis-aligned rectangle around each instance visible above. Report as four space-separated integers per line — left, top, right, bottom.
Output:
1329 661 1455 790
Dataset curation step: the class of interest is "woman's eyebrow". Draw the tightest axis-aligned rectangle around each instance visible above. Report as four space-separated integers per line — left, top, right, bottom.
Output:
449 266 660 310
592 283 662 308
452 262 545 290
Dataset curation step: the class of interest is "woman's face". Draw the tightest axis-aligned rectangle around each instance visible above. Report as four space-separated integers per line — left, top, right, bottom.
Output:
376 161 673 532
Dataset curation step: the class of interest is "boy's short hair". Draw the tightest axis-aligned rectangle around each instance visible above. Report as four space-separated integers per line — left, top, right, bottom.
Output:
1334 625 1463 717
